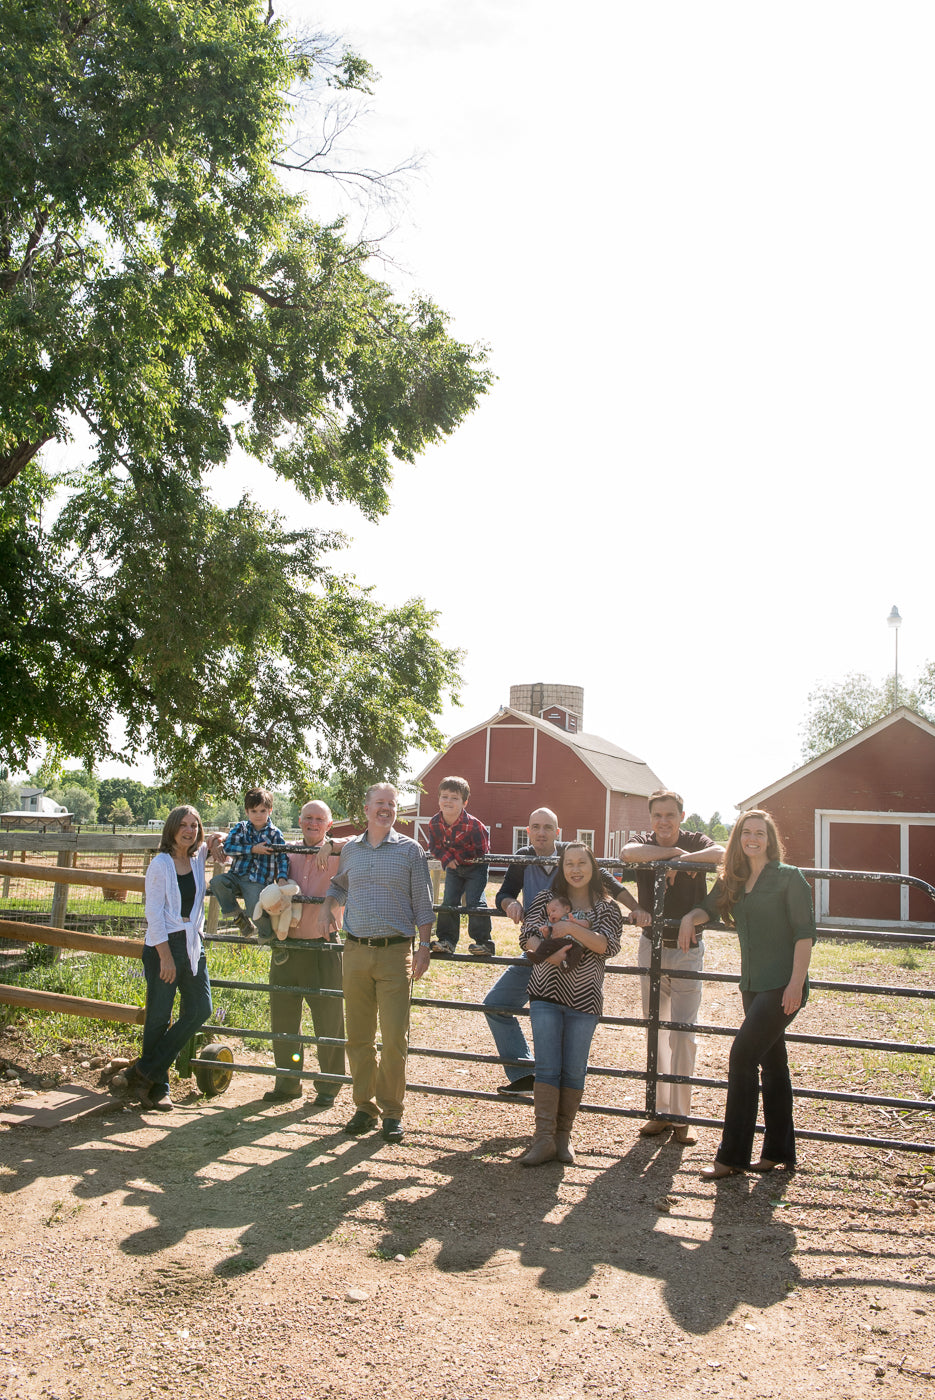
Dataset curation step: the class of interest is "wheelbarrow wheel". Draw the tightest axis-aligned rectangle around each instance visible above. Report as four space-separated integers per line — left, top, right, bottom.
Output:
193 1043 234 1097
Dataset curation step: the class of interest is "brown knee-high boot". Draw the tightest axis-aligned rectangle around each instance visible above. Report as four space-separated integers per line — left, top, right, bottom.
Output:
518 1082 559 1166
555 1086 584 1164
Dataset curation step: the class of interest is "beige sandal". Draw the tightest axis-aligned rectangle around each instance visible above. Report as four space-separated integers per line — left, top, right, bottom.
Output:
700 1160 742 1180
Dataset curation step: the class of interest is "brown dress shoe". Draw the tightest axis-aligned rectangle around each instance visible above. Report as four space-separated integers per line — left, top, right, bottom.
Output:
639 1118 673 1136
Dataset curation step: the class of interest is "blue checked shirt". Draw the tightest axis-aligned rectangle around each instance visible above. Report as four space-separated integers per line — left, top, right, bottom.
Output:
327 828 434 940
223 818 289 884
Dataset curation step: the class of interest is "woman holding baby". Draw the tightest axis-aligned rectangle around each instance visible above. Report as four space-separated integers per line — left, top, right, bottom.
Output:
517 843 623 1166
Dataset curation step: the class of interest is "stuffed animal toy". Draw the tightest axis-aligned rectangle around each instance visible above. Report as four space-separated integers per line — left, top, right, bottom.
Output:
252 881 301 940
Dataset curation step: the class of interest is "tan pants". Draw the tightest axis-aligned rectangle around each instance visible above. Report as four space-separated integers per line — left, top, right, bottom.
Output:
342 937 412 1119
638 935 704 1121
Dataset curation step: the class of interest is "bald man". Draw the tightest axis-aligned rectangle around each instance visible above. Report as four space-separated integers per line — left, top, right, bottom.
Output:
259 800 346 1108
482 809 645 1093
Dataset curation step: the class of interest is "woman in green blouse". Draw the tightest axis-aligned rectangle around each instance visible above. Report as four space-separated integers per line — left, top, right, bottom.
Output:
678 810 815 1179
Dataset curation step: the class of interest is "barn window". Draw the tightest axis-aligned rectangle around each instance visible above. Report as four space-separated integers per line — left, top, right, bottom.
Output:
576 830 595 849
486 724 537 784
513 826 528 852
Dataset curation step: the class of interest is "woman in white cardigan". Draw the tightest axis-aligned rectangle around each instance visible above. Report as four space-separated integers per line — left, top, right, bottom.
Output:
125 807 217 1109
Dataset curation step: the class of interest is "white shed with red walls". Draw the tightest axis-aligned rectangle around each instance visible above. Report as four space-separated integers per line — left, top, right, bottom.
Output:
739 707 935 928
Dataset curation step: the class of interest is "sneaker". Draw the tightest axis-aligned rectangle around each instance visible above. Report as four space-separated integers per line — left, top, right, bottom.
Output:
344 1109 379 1136
381 1118 404 1143
235 911 259 938
468 941 496 957
272 947 289 966
497 1074 536 1095
430 940 457 958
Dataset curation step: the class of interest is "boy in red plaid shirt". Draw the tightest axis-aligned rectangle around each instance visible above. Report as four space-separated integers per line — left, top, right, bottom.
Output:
427 776 494 958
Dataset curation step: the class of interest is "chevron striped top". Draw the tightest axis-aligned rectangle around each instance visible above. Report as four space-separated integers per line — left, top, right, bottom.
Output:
519 891 623 1016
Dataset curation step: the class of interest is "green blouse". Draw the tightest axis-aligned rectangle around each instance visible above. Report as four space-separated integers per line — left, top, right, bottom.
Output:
702 861 816 995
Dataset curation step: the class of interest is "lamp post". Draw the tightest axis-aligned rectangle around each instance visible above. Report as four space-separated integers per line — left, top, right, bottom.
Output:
887 605 902 708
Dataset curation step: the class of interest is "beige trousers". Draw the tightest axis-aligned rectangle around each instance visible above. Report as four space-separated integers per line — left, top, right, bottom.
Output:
342 937 413 1119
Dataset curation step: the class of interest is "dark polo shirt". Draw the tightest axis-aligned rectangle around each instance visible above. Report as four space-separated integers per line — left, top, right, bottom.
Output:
632 829 716 943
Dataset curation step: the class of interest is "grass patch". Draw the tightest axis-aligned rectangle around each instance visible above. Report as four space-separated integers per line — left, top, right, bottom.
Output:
0 938 280 1055
0 894 145 919
811 938 935 980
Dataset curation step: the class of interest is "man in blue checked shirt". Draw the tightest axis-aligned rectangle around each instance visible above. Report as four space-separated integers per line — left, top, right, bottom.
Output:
318 782 434 1145
210 787 290 940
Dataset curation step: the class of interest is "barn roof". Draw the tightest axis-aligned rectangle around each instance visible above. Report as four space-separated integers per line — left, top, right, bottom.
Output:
739 706 935 807
414 706 664 797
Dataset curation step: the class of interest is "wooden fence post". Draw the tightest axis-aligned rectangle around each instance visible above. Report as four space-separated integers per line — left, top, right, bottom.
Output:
47 851 73 957
205 856 222 940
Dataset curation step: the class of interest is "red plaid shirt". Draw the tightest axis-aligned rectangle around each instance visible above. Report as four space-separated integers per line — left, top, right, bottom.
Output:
427 809 490 869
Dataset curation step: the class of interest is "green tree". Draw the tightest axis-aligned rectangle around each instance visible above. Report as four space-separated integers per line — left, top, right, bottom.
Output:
795 669 929 761
97 778 152 824
0 1 490 803
48 783 97 824
107 797 134 826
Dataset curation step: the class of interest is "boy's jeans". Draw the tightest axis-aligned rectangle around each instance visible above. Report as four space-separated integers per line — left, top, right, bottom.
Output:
210 869 265 922
435 862 492 948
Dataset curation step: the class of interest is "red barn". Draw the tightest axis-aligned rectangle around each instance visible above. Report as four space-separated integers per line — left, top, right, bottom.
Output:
411 682 664 859
739 707 935 929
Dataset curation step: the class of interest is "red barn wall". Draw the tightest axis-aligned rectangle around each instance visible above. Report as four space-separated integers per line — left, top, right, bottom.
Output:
759 719 935 867
608 793 655 849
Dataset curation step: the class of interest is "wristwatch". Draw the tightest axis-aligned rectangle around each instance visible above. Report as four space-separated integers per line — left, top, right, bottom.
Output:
418 940 432 949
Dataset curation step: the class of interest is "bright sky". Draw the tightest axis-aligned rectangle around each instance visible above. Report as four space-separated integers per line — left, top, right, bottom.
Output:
73 2 935 818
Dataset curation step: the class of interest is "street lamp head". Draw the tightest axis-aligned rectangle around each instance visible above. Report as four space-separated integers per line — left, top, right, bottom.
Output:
888 605 902 631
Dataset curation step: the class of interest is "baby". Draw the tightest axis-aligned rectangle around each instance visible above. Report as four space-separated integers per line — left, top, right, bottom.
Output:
530 895 591 971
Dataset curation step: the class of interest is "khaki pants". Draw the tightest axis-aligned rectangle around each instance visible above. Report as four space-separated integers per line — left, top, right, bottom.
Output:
342 937 412 1119
638 935 704 1121
269 939 345 1099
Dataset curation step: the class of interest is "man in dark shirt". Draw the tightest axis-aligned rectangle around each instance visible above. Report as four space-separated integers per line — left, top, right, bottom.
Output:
623 790 725 1143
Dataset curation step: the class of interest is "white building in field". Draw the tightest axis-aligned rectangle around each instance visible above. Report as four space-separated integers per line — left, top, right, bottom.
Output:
14 787 69 815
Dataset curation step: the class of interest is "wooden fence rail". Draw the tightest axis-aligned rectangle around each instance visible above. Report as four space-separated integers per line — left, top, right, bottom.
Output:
0 860 146 894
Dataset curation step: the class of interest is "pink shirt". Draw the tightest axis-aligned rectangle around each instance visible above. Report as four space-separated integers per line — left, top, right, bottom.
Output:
287 852 344 937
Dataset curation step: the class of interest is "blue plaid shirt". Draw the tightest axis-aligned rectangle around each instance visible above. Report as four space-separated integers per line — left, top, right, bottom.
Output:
223 818 289 884
327 828 434 940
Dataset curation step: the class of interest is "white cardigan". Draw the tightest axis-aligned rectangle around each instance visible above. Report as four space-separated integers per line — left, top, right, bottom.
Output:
144 845 209 974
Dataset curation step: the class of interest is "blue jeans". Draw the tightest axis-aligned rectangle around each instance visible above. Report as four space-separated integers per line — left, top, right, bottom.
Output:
436 862 492 947
718 988 800 1168
483 960 533 1081
139 931 212 1097
529 999 599 1091
210 869 265 922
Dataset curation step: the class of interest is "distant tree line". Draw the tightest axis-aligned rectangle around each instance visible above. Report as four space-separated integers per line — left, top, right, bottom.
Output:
1 769 348 830
682 811 733 842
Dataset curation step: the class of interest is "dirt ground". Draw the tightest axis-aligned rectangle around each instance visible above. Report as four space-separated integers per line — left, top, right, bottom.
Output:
0 1013 933 1400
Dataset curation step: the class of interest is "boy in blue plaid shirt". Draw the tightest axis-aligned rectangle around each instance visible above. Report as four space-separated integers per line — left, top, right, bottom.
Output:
210 788 290 941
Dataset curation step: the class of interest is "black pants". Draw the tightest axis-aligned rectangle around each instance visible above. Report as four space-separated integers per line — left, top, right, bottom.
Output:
718 988 799 1168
